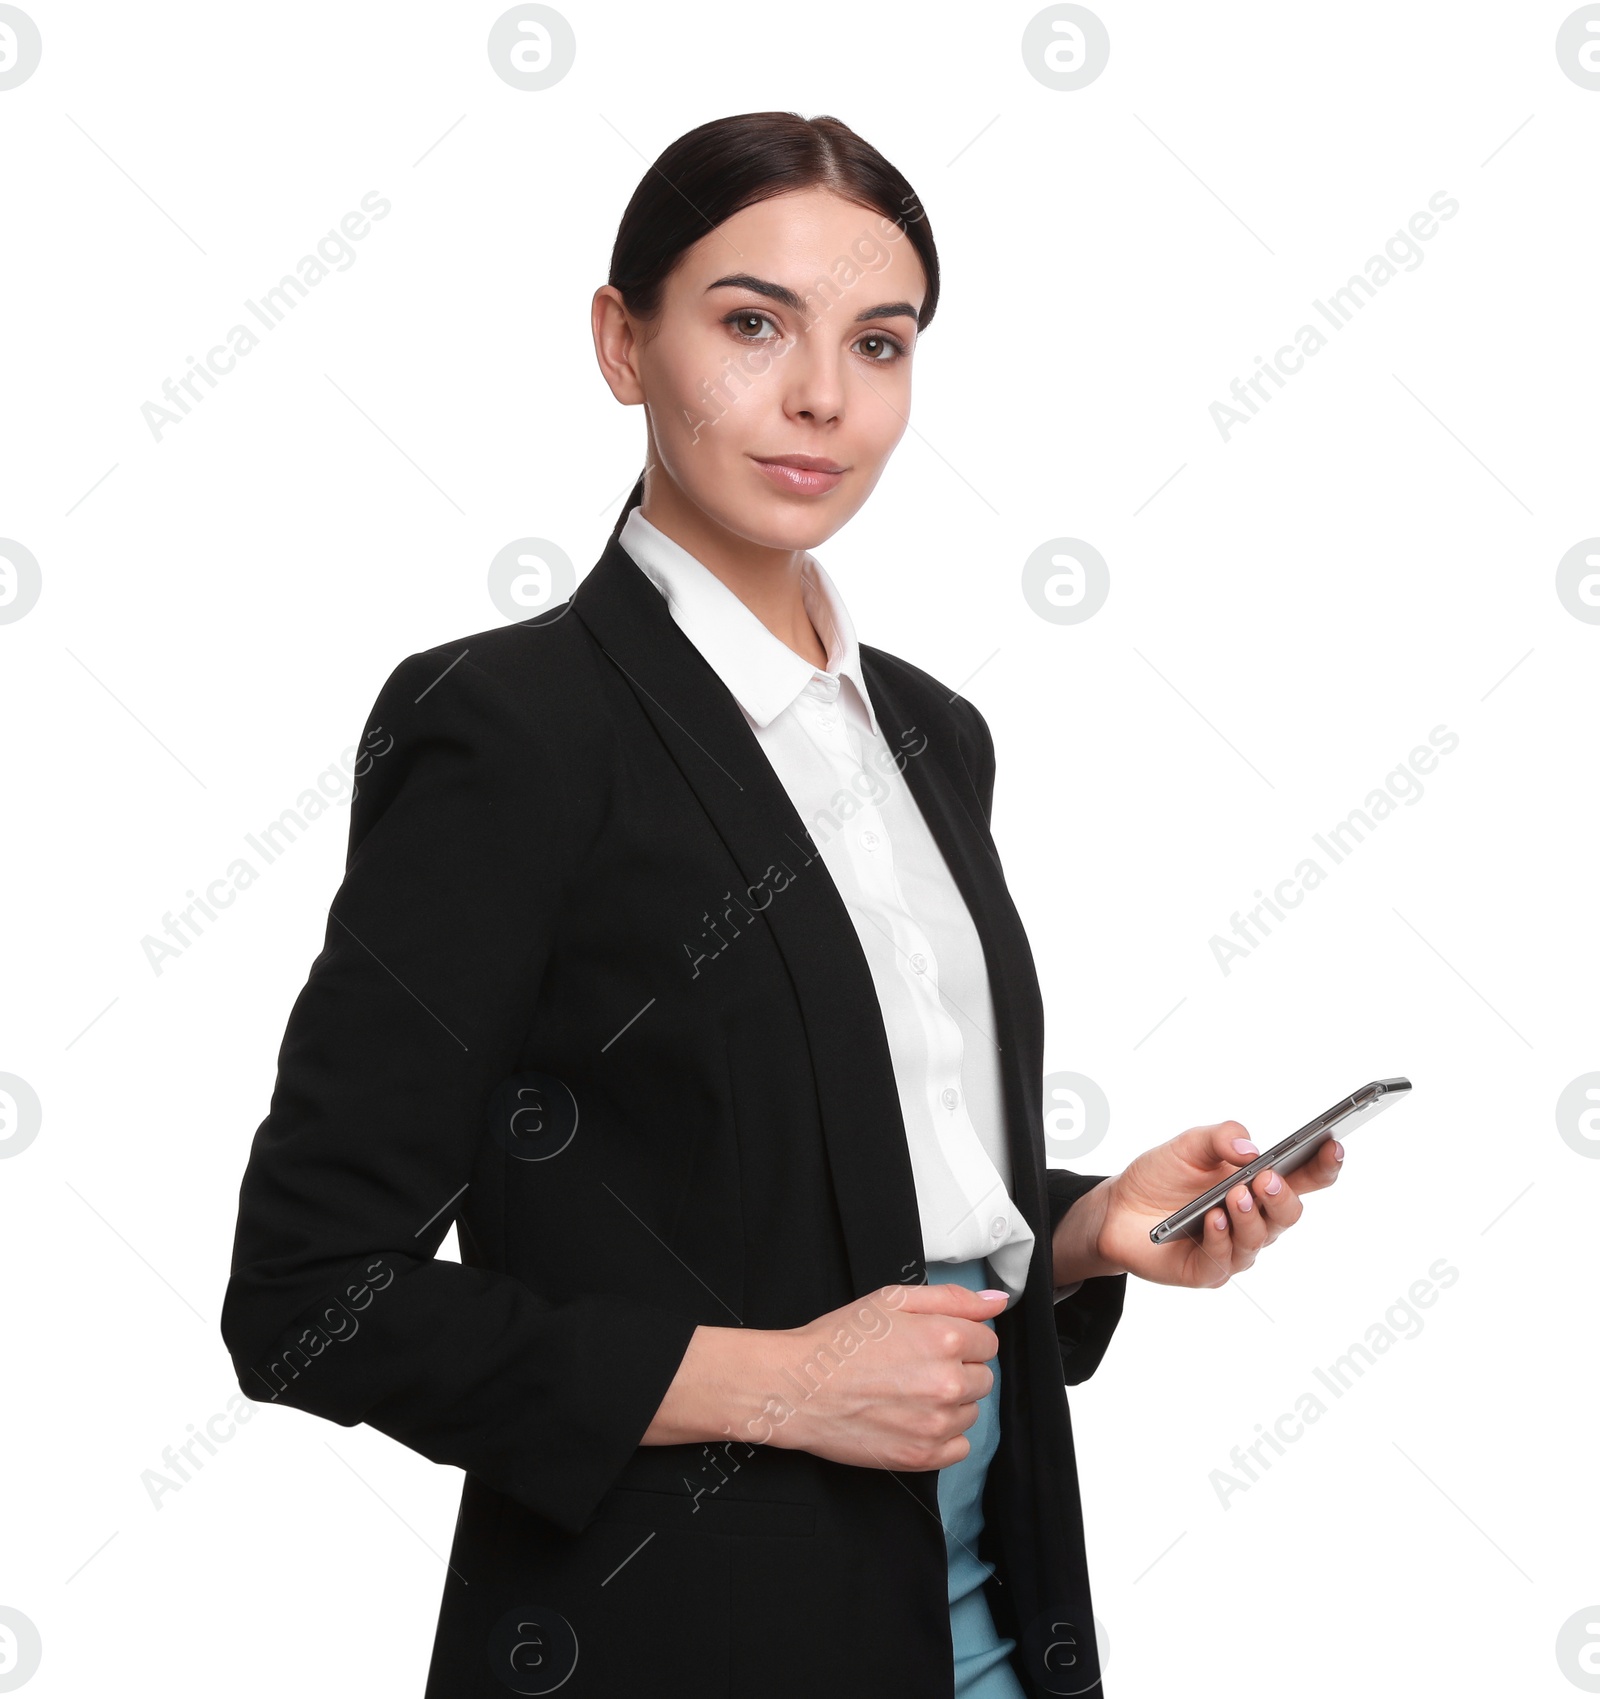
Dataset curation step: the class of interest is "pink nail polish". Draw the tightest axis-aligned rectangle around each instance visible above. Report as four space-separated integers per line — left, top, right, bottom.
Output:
1237 1189 1253 1211
1333 1142 1344 1162
979 1289 1007 1300
1232 1137 1259 1156
1265 1173 1282 1195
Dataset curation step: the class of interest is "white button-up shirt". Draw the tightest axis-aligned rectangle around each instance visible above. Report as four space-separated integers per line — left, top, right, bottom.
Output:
618 506 1051 1305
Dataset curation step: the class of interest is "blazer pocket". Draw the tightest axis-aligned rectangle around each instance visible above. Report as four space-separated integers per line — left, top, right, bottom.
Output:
591 1483 814 1539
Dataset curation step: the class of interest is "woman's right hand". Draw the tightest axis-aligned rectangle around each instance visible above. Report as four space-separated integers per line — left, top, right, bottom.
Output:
648 1283 1008 1470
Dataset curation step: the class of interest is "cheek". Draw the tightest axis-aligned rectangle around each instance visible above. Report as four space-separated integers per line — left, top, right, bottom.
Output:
871 379 911 442
647 332 771 471
850 367 912 457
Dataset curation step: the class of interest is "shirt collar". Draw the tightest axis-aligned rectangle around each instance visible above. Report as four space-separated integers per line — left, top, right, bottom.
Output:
617 505 879 736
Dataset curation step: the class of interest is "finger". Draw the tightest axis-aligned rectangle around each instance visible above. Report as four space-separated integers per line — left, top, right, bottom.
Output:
907 1300 1002 1365
1252 1166 1303 1233
884 1282 1009 1321
1169 1119 1257 1177
954 1322 1001 1365
936 1421 977 1467
1285 1137 1346 1198
929 1380 991 1470
1224 1178 1268 1263
1210 1119 1259 1171
1315 1137 1346 1186
1191 1205 1237 1287
960 1361 996 1403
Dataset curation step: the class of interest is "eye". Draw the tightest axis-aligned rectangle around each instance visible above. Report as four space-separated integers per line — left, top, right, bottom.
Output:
724 308 781 342
853 330 908 363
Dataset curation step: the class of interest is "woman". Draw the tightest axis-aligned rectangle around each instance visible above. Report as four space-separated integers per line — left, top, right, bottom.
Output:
221 111 1342 1699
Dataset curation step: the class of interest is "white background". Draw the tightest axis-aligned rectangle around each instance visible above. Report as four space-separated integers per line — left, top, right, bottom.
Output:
2 2 1595 1694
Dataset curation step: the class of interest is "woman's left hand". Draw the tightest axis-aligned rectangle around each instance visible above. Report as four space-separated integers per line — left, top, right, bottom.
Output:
1060 1120 1345 1289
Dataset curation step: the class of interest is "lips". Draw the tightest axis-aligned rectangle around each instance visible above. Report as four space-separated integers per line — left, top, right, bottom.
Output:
750 454 847 495
754 455 844 472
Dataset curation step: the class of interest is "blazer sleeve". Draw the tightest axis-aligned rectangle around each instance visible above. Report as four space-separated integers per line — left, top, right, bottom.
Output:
219 649 702 1539
957 695 1128 1387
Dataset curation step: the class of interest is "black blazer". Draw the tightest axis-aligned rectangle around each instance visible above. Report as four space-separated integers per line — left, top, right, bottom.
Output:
220 532 1129 1698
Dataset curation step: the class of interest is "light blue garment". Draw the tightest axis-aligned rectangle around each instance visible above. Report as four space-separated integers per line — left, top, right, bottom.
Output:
932 1257 1028 1699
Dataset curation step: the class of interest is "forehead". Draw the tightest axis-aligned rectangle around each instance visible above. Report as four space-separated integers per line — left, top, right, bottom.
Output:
673 186 927 306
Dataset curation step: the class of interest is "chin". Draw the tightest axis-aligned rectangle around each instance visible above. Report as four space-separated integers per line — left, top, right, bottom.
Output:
687 477 856 554
738 502 851 553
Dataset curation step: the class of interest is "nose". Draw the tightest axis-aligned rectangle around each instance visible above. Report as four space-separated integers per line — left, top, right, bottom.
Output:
779 326 846 427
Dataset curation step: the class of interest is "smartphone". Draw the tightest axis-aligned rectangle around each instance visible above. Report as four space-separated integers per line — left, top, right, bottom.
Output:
1148 1077 1413 1246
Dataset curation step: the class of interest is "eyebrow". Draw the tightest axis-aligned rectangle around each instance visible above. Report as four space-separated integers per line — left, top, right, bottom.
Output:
705 272 920 326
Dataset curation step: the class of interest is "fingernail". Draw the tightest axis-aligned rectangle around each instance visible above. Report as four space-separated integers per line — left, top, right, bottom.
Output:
1333 1142 1344 1162
1232 1137 1259 1156
979 1289 1008 1300
1237 1189 1253 1211
1265 1173 1282 1195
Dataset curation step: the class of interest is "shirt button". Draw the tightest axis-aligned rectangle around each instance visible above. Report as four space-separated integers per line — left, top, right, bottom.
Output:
941 1087 960 1110
910 952 927 973
861 830 880 850
990 1216 1006 1239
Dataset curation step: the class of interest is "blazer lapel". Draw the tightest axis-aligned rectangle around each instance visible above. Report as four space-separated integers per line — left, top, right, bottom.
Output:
572 537 928 1300
861 653 1050 1252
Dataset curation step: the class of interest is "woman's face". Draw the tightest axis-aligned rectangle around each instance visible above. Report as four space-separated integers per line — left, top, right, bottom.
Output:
594 185 928 554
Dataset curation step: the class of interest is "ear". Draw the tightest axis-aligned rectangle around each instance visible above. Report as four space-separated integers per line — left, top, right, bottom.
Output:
592 285 646 406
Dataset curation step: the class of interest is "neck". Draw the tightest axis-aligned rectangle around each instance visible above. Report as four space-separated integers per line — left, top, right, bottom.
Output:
636 474 828 670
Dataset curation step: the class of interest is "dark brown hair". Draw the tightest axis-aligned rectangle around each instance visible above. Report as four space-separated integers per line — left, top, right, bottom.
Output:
604 111 939 541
